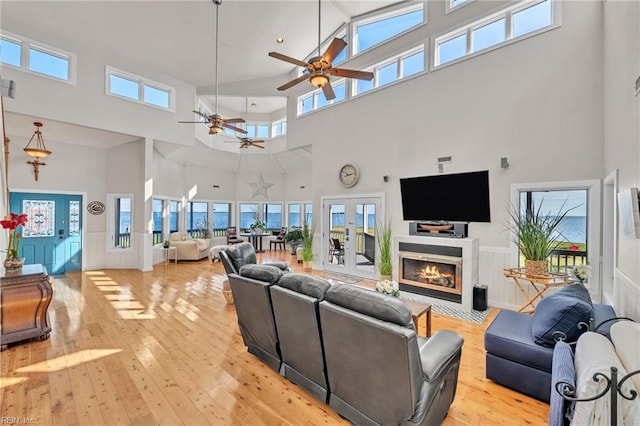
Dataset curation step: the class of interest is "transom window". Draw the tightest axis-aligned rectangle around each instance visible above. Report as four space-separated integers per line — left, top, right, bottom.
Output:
106 66 174 111
435 0 554 67
446 0 474 14
353 46 424 96
272 119 287 137
0 33 74 83
352 3 424 55
297 79 346 116
245 123 270 138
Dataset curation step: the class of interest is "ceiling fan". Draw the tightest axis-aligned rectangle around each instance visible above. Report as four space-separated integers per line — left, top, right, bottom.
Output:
237 136 265 149
225 98 266 149
178 0 247 135
269 0 374 101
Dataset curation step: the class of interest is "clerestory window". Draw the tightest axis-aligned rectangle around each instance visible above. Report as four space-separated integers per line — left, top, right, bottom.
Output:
106 66 174 111
435 0 555 67
353 46 425 96
352 3 424 55
297 79 346 116
1 32 74 83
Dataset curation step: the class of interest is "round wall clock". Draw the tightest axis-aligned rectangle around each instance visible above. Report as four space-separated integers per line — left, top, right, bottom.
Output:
87 201 105 215
339 163 360 188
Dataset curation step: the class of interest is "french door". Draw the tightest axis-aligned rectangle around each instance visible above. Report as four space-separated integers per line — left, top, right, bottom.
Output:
323 196 381 280
10 192 82 275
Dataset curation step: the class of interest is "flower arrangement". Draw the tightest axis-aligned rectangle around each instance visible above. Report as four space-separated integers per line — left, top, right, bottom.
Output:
571 264 591 284
376 279 400 298
1 213 28 260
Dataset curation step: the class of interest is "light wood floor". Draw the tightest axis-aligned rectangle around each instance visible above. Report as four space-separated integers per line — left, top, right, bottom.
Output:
0 251 549 425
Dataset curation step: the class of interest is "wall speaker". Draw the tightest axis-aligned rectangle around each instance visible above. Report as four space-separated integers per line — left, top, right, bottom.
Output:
473 285 488 311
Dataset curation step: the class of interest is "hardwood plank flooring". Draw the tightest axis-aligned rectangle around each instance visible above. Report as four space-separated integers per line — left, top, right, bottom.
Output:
0 252 549 425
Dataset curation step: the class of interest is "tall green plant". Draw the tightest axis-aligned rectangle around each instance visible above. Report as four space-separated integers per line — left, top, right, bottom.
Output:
377 220 393 276
302 223 314 262
508 200 575 261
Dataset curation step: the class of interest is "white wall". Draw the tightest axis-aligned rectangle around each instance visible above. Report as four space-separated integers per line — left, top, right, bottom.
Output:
603 1 640 321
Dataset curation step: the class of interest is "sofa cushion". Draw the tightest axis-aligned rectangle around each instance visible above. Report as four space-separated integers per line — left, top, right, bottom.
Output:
531 284 593 347
170 231 189 241
239 264 283 284
485 309 554 372
277 273 330 300
610 321 640 391
324 284 412 328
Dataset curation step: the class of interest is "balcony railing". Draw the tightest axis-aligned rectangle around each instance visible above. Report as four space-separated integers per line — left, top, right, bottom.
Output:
549 249 587 273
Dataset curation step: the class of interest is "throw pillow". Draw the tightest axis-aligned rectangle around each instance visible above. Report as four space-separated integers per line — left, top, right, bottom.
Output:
531 284 593 347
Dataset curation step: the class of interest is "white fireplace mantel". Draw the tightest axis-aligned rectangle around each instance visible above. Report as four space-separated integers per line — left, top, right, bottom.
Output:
393 235 479 312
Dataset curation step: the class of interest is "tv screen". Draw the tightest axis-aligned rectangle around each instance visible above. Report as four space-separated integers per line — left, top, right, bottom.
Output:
400 170 491 222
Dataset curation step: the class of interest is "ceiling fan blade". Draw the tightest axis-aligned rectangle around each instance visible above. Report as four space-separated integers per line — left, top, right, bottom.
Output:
321 38 347 65
330 67 374 81
224 123 248 134
251 140 265 144
224 117 245 124
322 81 336 101
192 110 209 118
269 52 311 69
277 74 311 91
178 121 204 124
251 143 265 149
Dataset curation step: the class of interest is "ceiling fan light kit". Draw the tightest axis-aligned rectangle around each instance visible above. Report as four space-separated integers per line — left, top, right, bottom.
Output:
310 74 329 88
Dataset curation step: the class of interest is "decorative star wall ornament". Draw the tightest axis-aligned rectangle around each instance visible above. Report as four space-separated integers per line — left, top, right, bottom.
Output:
248 174 273 199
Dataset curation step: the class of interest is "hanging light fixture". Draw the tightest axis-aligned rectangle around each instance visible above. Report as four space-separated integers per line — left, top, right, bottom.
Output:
24 121 51 181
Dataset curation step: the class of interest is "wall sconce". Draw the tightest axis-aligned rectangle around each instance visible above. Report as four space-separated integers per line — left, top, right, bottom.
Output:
23 122 51 181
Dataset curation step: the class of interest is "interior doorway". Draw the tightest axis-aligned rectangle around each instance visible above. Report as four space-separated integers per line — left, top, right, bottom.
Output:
322 195 383 280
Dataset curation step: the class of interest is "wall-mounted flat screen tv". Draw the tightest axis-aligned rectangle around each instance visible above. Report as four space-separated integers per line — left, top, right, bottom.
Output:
400 170 491 222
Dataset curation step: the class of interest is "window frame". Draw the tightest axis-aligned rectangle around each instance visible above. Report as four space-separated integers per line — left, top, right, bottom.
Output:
296 79 347 116
106 193 134 251
351 2 425 57
213 202 233 236
186 201 209 238
105 65 175 111
352 45 426 97
445 0 475 15
433 0 559 69
0 32 76 84
510 179 601 297
272 118 287 138
262 203 284 232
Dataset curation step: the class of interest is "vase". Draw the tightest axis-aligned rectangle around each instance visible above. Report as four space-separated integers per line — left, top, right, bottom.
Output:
380 274 392 282
524 259 548 276
4 257 24 272
303 260 312 272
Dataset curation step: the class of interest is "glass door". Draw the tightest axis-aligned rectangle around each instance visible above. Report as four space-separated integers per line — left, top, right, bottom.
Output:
323 197 381 280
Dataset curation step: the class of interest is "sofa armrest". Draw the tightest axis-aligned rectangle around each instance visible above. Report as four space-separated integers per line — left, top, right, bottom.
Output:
418 330 464 381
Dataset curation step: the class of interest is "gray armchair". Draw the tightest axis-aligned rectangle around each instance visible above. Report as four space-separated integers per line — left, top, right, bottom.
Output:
270 274 332 402
219 242 289 276
228 264 285 372
319 284 464 426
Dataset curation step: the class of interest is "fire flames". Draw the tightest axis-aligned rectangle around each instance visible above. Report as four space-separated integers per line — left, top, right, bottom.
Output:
420 264 455 288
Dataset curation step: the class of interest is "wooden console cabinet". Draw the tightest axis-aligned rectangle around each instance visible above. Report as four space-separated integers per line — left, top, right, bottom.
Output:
1 264 53 351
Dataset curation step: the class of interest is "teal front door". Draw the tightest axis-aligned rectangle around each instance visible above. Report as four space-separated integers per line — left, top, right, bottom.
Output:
10 192 82 275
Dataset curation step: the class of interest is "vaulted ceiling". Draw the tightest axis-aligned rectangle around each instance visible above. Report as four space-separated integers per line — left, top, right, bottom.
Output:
1 0 399 174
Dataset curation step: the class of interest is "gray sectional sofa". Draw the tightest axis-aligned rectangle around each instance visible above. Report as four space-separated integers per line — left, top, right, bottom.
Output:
225 264 465 426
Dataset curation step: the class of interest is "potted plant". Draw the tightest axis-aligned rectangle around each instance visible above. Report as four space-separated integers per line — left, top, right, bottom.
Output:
508 200 574 276
163 240 170 249
377 219 393 281
249 220 267 235
284 227 304 254
301 223 314 272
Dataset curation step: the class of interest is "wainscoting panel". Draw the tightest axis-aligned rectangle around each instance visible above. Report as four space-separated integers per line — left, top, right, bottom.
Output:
85 232 139 270
614 269 640 321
